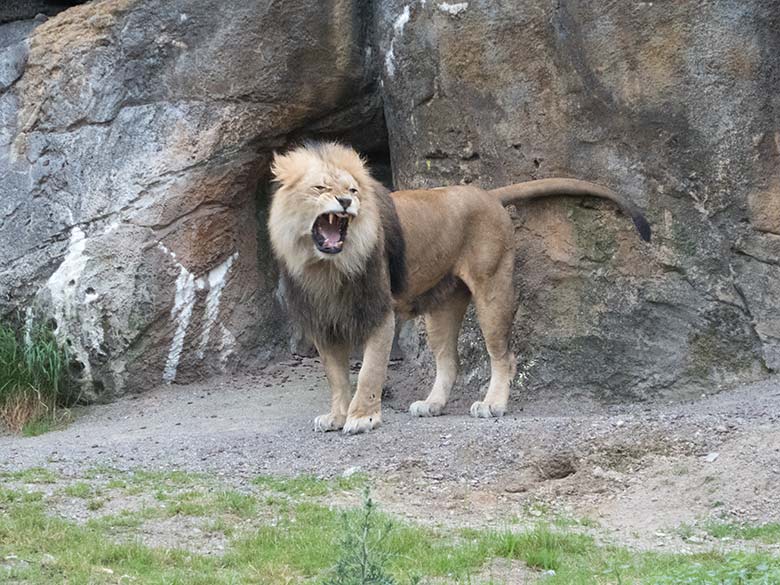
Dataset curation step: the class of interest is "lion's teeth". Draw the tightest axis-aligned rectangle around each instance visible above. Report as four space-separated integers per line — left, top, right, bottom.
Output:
329 214 334 224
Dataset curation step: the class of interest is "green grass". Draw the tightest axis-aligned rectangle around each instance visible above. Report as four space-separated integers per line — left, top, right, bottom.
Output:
215 490 257 518
253 473 368 497
87 499 105 511
703 521 780 544
0 466 58 484
63 481 94 498
0 320 74 433
2 469 780 584
21 417 56 436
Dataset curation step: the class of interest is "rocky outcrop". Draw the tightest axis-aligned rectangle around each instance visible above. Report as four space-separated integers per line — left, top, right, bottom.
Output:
0 0 382 398
375 0 779 400
1 0 777 402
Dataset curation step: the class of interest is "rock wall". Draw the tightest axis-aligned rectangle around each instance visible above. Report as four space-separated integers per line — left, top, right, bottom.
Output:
375 0 779 400
0 0 777 401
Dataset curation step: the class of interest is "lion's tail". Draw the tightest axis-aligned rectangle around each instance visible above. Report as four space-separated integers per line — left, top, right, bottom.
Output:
490 178 651 242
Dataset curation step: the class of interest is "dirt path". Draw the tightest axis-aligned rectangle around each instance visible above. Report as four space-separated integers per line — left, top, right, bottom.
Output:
1 358 779 552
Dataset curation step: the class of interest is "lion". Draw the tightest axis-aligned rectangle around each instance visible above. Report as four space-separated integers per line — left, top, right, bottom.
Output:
268 142 651 434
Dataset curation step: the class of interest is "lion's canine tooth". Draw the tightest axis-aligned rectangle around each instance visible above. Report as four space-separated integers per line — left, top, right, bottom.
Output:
329 213 334 224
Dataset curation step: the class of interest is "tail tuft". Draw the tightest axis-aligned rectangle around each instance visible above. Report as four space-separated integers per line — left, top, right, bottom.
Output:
632 214 652 242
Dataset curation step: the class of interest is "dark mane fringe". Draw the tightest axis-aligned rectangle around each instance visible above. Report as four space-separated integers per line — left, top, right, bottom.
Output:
375 182 407 296
280 250 393 348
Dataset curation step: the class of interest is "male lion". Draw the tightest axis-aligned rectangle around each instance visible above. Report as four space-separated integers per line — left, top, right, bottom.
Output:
269 142 650 435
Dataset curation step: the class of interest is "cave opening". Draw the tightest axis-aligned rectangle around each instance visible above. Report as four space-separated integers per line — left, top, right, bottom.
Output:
253 107 396 360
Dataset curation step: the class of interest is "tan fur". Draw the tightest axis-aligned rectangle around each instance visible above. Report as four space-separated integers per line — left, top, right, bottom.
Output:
269 143 650 434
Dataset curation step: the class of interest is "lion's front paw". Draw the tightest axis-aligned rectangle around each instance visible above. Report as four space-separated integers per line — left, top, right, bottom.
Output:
409 400 444 417
342 412 382 435
470 401 506 418
314 413 346 432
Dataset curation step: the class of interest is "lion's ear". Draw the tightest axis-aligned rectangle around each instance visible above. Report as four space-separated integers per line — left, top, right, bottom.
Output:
271 151 305 189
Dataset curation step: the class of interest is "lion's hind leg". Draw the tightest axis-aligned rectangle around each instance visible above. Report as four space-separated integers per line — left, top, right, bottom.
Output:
465 251 517 418
410 284 471 417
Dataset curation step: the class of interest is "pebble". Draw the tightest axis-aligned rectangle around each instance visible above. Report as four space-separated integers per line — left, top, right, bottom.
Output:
342 466 362 478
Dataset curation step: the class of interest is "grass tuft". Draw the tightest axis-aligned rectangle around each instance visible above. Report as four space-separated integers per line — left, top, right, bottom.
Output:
703 520 780 544
323 488 413 585
215 490 257 518
64 482 94 499
0 320 75 433
253 473 368 497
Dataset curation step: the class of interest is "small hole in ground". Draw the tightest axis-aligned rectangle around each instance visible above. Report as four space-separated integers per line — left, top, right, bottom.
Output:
535 453 577 480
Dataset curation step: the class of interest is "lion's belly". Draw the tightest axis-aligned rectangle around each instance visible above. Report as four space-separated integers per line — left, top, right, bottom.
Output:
393 272 468 319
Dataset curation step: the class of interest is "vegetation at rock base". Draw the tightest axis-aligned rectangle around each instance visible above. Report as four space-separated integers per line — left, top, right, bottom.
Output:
0 319 75 434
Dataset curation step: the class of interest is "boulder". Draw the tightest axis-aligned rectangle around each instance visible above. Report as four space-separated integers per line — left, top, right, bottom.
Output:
0 0 382 398
374 0 779 401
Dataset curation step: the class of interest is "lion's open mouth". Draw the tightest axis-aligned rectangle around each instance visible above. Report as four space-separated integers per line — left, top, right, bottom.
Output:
312 212 352 254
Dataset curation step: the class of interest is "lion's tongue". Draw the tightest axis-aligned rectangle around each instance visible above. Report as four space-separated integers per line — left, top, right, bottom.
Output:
319 220 341 247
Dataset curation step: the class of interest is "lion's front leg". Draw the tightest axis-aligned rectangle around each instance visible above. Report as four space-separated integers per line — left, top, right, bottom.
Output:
314 342 351 432
343 312 395 435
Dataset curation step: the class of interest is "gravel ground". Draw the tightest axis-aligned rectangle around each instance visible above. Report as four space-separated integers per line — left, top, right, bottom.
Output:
1 358 779 552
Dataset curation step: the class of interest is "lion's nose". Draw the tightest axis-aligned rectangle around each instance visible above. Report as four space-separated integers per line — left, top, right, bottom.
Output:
336 197 352 210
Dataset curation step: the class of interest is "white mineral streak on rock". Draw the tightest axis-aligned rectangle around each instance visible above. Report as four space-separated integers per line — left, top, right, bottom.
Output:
218 323 236 367
196 252 238 360
438 2 468 15
103 220 120 234
395 5 411 33
46 226 92 380
162 263 197 384
385 5 411 78
23 306 34 347
160 244 238 382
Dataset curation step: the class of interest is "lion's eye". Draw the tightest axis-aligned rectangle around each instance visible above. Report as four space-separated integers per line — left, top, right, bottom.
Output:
349 188 358 194
314 185 327 192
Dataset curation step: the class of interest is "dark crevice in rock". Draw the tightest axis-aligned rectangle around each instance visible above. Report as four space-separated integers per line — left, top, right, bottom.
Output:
0 70 24 98
730 272 774 374
755 226 780 237
24 97 285 136
733 247 780 268
0 1 87 25
135 202 231 233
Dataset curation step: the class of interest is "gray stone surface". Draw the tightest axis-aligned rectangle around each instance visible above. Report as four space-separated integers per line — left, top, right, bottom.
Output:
374 0 779 400
0 0 381 399
0 0 778 402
